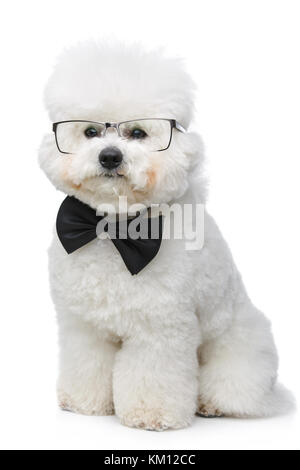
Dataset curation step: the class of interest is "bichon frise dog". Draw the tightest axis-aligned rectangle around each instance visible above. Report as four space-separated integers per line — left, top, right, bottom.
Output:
39 41 293 430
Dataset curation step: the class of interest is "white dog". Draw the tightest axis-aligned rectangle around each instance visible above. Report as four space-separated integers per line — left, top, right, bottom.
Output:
39 41 293 430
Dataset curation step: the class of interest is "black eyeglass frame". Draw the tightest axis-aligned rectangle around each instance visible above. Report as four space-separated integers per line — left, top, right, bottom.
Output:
52 118 186 154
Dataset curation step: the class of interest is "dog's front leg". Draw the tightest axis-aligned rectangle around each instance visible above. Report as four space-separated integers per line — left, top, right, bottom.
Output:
113 319 200 431
57 315 119 416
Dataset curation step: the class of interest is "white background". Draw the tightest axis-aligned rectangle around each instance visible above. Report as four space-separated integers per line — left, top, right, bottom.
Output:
0 0 299 450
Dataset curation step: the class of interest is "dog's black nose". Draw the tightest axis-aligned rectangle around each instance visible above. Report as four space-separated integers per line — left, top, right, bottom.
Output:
99 147 123 170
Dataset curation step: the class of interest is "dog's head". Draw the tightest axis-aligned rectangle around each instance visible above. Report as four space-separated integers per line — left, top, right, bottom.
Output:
39 41 206 211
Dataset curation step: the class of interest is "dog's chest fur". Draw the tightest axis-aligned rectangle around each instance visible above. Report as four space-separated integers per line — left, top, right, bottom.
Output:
49 233 198 338
48 212 237 342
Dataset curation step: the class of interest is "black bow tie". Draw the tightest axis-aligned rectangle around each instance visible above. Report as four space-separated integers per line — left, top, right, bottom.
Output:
56 196 163 275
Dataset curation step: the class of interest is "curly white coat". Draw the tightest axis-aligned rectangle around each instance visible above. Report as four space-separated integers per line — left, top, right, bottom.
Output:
39 40 293 430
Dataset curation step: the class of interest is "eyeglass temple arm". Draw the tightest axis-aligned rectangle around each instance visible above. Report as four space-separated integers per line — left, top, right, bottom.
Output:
174 121 186 133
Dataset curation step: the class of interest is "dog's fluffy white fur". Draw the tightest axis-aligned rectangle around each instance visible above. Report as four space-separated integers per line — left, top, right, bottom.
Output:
39 41 294 430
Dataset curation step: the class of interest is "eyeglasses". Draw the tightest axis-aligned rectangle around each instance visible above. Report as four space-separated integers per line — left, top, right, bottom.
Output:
52 118 186 154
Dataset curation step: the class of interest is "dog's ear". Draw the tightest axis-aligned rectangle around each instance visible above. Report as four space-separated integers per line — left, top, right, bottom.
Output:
184 132 207 203
182 131 205 171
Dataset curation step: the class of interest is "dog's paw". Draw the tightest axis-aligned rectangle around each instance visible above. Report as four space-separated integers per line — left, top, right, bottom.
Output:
119 408 192 431
58 389 114 416
196 400 224 418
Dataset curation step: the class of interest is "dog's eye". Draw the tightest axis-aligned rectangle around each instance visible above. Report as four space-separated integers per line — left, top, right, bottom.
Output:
85 127 98 138
130 128 147 139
